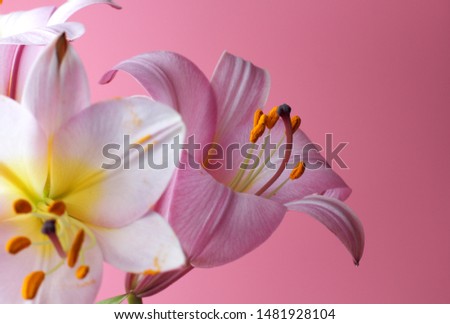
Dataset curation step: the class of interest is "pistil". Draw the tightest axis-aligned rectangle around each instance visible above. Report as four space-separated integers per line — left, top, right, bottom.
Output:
41 219 66 258
255 104 293 196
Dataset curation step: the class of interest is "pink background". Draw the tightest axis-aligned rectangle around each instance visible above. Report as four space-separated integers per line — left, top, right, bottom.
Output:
7 0 450 303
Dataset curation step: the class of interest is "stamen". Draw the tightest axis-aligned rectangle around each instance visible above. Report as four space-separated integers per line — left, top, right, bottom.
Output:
142 256 162 276
135 134 152 146
237 135 284 192
266 106 279 129
290 161 306 180
67 229 85 268
255 104 293 196
41 219 66 258
249 115 267 143
13 199 32 214
5 236 31 254
257 114 266 125
76 265 89 279
48 201 66 216
253 109 264 127
290 116 301 133
249 125 265 143
143 269 160 276
22 271 45 300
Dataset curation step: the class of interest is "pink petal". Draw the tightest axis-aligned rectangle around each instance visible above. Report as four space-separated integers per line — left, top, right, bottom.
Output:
286 195 365 265
22 34 90 137
91 213 186 273
158 163 286 268
100 51 217 158
0 6 55 37
127 265 193 298
48 0 122 25
207 51 271 184
0 22 85 45
51 96 184 228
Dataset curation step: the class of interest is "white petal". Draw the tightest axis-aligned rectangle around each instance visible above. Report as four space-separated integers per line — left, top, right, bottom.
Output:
48 0 121 25
91 212 185 273
0 6 55 38
51 96 185 228
21 34 90 137
0 23 85 45
0 96 48 206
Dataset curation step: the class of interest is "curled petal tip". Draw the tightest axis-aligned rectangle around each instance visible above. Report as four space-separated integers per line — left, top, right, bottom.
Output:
286 195 365 265
110 1 122 9
99 70 118 84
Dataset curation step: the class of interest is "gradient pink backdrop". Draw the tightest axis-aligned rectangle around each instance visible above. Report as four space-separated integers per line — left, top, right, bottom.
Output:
6 0 450 303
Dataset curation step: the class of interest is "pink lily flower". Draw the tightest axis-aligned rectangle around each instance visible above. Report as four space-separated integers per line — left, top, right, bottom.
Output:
0 35 186 303
101 51 364 299
0 0 121 99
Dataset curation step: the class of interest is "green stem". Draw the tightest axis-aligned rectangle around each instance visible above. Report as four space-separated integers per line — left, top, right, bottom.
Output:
127 293 143 304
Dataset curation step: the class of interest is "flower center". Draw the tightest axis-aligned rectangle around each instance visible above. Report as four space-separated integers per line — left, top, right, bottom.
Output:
5 197 94 300
228 104 305 198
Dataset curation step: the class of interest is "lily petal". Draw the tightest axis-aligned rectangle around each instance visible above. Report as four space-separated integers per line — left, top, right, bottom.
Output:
0 96 48 205
100 51 217 157
48 0 122 25
11 45 42 102
159 164 286 268
51 96 184 228
128 265 193 298
0 22 85 45
22 34 90 137
286 195 365 264
208 51 271 184
90 213 186 273
0 45 18 96
0 6 55 38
